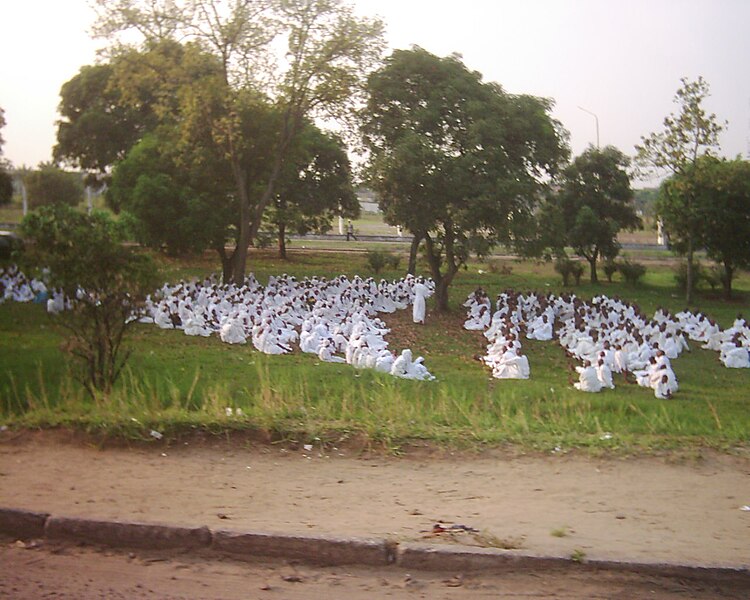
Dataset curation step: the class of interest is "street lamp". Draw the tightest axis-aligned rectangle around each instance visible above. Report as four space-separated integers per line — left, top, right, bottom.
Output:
577 105 599 149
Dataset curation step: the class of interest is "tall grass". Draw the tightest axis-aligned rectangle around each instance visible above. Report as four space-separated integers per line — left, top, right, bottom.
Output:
1 255 748 453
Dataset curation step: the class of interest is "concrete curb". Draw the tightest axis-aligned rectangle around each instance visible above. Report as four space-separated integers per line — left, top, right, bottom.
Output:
45 515 212 551
213 529 391 566
0 507 747 582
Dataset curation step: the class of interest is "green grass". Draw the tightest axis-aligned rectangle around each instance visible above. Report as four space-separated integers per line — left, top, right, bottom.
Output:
1 251 749 453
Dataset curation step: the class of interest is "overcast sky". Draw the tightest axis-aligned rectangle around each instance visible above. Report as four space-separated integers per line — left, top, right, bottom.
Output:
2 0 749 187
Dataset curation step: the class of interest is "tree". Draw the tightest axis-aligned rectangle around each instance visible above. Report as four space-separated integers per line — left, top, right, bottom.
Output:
270 126 358 259
108 133 234 258
661 156 750 299
635 77 724 303
362 48 568 310
0 106 13 205
24 163 84 209
90 0 385 284
20 205 157 397
553 146 641 283
54 63 155 185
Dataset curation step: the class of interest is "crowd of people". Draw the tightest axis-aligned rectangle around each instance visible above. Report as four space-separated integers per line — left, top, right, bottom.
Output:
3 264 748 392
464 288 749 398
0 266 436 382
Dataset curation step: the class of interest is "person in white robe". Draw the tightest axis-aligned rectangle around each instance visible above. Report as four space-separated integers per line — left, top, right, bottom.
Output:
574 361 603 392
412 280 430 324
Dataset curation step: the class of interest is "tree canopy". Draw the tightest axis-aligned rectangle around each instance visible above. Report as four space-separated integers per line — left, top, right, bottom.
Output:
660 156 750 299
86 0 384 283
551 146 640 283
24 163 84 209
362 47 568 310
635 76 725 302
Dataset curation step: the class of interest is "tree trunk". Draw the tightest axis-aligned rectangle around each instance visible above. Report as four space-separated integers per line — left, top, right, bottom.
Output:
231 165 251 286
588 250 599 284
685 236 694 304
217 245 234 284
407 234 421 274
278 222 287 260
723 260 733 300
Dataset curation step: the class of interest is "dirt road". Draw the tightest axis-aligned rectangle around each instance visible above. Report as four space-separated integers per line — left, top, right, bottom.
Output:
1 431 748 568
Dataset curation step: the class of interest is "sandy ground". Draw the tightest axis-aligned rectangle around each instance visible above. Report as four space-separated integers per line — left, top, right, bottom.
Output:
3 539 748 600
1 431 749 569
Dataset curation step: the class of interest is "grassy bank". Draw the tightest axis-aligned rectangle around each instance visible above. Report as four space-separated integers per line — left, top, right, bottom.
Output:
1 251 748 453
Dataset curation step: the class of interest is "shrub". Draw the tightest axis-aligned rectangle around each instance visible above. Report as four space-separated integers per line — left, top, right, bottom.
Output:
20 205 157 397
488 260 513 275
617 258 646 285
603 259 618 283
366 250 388 274
24 163 83 209
554 257 585 287
366 250 401 274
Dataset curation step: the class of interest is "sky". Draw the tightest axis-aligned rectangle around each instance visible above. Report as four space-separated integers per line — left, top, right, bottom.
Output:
1 0 749 187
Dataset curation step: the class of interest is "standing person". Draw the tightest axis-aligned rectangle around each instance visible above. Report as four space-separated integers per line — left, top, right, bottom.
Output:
412 277 429 324
346 220 357 241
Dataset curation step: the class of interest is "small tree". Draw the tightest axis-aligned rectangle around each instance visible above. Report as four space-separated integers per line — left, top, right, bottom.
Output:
635 77 724 303
667 156 750 299
554 146 641 283
24 163 84 209
20 205 157 397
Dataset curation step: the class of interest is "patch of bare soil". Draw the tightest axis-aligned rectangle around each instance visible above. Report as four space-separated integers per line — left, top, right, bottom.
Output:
1 430 749 570
2 539 748 600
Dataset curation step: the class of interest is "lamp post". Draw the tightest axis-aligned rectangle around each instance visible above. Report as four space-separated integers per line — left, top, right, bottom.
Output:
577 105 599 149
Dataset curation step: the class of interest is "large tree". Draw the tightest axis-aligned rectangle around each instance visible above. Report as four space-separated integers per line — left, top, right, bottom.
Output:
635 77 724 303
553 146 641 283
661 156 750 299
53 63 155 184
361 48 568 310
90 0 384 284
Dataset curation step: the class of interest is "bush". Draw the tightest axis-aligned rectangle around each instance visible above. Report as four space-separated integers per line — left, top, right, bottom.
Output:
603 259 618 283
554 257 585 286
366 250 401 274
488 260 513 275
617 258 646 285
24 163 83 209
20 205 157 397
366 250 387 273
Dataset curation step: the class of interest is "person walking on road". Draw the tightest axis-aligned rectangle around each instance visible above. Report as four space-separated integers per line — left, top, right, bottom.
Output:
346 220 357 241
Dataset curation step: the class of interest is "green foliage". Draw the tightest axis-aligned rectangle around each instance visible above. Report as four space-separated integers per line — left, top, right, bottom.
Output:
551 146 641 283
554 257 584 286
54 63 154 180
2 254 749 453
603 259 618 283
23 164 83 209
365 250 400 274
362 47 568 309
616 258 647 285
366 249 387 273
637 77 725 303
19 205 158 396
270 126 359 257
108 133 232 256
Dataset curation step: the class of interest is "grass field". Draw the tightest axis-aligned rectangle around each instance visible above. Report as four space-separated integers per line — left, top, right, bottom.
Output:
1 249 748 454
